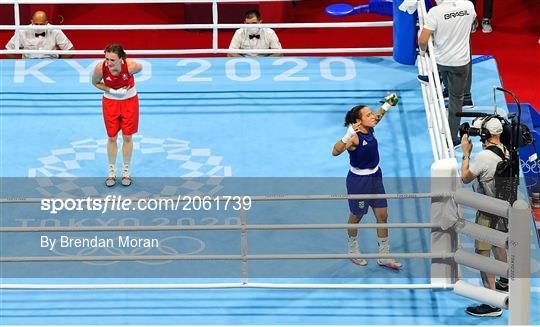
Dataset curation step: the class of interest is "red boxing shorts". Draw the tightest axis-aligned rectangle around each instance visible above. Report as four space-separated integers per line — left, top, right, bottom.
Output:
102 95 139 137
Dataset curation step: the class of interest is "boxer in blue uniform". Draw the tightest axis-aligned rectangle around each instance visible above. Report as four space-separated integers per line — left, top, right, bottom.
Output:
332 94 402 270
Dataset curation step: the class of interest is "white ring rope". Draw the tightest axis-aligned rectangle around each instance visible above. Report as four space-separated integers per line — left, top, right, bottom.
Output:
0 22 394 30
0 222 439 233
1 48 394 56
418 53 442 161
416 0 455 159
0 252 454 263
0 282 454 290
0 192 450 204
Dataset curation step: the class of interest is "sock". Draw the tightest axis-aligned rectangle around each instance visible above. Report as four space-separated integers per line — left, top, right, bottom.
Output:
378 237 390 254
108 164 116 177
348 236 358 253
122 162 130 176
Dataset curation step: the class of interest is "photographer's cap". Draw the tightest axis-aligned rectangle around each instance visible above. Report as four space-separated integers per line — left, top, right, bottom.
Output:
473 117 503 135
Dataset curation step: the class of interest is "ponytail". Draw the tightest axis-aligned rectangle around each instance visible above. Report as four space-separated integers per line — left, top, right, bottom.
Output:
344 105 366 127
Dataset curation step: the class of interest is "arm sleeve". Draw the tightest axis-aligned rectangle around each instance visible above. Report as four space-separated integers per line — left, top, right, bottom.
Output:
467 1 477 20
267 29 282 49
468 152 487 177
423 11 437 31
229 30 243 49
55 30 74 50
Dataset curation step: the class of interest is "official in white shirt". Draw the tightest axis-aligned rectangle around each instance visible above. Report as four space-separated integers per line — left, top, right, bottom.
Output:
5 10 74 59
228 10 282 57
418 0 476 145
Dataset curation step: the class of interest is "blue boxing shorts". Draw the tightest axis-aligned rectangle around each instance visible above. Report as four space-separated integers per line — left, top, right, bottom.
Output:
346 168 387 216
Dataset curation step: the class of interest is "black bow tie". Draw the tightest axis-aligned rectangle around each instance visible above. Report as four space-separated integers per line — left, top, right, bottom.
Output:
249 34 260 40
35 32 45 37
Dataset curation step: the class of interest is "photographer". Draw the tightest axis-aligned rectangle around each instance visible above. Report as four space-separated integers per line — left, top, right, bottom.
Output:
460 116 508 317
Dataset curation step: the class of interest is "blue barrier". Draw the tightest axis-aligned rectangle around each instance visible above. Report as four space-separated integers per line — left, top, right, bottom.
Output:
393 0 416 65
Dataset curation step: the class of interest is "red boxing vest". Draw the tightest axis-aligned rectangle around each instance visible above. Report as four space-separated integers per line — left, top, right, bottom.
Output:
102 60 135 90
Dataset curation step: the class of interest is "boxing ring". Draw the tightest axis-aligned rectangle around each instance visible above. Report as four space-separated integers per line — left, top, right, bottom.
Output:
1 0 539 325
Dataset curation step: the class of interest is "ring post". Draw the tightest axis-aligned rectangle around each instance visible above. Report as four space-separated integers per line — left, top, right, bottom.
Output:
508 199 531 325
393 0 417 65
430 158 459 286
240 208 249 285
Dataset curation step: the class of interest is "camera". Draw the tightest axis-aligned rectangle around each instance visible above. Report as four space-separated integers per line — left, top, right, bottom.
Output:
458 121 480 139
458 114 532 148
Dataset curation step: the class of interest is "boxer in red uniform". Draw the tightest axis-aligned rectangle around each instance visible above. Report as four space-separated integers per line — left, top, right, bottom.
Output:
92 44 142 187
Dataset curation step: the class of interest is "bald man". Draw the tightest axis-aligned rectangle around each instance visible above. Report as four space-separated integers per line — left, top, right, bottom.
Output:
5 11 74 59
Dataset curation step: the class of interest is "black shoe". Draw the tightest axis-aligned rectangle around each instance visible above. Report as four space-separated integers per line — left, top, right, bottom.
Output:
496 279 509 292
417 75 429 86
442 88 448 100
121 176 132 187
466 304 502 317
463 99 474 109
482 19 493 33
105 176 116 187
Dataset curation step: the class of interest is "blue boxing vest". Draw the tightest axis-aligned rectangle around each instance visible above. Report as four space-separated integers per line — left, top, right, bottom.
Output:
348 128 380 170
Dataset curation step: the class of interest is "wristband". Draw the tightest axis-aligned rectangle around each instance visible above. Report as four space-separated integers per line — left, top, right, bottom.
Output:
341 125 355 143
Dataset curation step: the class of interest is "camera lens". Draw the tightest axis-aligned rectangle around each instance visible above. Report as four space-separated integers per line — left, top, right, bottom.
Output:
459 122 470 139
